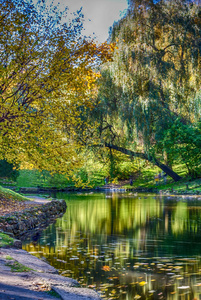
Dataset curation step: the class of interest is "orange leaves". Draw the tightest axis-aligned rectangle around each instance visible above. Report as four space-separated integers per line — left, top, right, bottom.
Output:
75 40 115 66
102 265 111 271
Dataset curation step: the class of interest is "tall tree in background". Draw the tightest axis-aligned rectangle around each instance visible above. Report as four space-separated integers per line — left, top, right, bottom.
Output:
0 0 113 175
85 0 201 180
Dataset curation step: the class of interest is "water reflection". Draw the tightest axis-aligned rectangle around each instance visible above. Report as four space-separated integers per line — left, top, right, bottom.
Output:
23 192 201 299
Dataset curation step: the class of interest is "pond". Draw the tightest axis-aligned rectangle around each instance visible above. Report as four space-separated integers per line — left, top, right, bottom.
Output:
22 192 201 299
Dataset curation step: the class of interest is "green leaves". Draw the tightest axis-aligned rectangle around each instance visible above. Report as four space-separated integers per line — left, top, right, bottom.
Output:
87 0 201 180
160 119 201 177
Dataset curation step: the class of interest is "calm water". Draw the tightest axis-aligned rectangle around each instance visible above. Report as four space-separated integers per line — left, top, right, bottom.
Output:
23 192 201 299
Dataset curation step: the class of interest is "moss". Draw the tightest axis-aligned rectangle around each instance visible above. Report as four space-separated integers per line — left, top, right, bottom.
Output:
5 216 15 221
0 232 14 247
5 255 13 260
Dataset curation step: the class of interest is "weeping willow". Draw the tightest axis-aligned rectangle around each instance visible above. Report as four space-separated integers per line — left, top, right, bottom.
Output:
89 0 201 178
110 0 200 132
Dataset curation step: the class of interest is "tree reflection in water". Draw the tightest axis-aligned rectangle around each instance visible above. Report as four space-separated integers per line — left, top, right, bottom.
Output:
23 192 201 299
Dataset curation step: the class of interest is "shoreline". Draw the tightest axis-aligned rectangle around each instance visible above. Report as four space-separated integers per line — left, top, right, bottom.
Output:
0 197 101 300
0 247 101 300
16 182 201 196
0 189 199 299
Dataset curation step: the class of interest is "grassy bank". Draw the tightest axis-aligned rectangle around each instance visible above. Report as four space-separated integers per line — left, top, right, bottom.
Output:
0 232 14 247
122 163 201 194
0 185 30 202
1 162 201 195
124 177 201 194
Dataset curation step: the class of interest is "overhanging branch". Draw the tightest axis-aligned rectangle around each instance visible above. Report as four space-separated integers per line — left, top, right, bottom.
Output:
105 142 182 182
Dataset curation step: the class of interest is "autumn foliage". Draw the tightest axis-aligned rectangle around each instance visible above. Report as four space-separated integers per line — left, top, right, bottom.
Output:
0 0 113 175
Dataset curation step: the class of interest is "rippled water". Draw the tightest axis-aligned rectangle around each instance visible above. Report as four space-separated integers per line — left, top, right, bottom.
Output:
22 192 201 299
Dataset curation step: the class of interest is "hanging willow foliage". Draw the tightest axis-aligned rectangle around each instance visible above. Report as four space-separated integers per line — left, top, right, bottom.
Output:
111 0 200 131
83 0 201 180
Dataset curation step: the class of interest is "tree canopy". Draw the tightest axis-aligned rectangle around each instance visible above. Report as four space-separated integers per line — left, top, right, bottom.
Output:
83 0 201 180
0 0 113 175
1 0 201 183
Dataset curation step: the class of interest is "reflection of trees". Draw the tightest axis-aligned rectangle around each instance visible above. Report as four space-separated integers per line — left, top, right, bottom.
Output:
54 194 201 256
54 193 164 255
171 202 201 235
171 202 189 234
23 193 201 258
57 193 162 233
22 193 201 300
159 200 201 256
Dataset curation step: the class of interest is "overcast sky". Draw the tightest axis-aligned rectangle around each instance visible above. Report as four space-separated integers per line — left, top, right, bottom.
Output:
49 0 128 43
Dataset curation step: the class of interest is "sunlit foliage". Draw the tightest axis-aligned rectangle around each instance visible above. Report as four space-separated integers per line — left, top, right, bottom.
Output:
0 0 113 176
88 0 201 178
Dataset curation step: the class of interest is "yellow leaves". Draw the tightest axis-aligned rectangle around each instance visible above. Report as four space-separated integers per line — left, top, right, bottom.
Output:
134 295 141 299
97 41 116 61
0 0 118 178
139 281 147 286
19 162 35 170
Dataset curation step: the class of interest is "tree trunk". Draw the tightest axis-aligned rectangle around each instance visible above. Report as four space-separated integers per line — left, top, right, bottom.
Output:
105 142 182 182
163 150 172 168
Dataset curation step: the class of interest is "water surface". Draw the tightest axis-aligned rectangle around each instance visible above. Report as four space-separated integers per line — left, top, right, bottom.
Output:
23 192 201 299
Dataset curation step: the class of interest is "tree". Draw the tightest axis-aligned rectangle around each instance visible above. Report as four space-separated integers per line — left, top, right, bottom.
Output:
81 0 201 181
158 119 201 178
0 0 113 175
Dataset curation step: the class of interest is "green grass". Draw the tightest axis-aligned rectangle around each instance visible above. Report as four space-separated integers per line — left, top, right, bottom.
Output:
122 162 201 194
5 255 13 260
5 260 34 272
16 168 106 189
0 185 30 202
2 160 201 194
0 178 16 187
0 232 14 247
122 164 167 189
156 178 201 194
17 169 74 189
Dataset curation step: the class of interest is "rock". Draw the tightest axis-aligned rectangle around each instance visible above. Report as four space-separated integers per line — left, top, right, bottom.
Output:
53 286 101 300
2 248 58 274
0 246 101 300
13 239 22 249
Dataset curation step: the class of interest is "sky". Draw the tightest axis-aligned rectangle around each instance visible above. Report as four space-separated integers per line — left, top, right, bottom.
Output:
50 0 128 43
